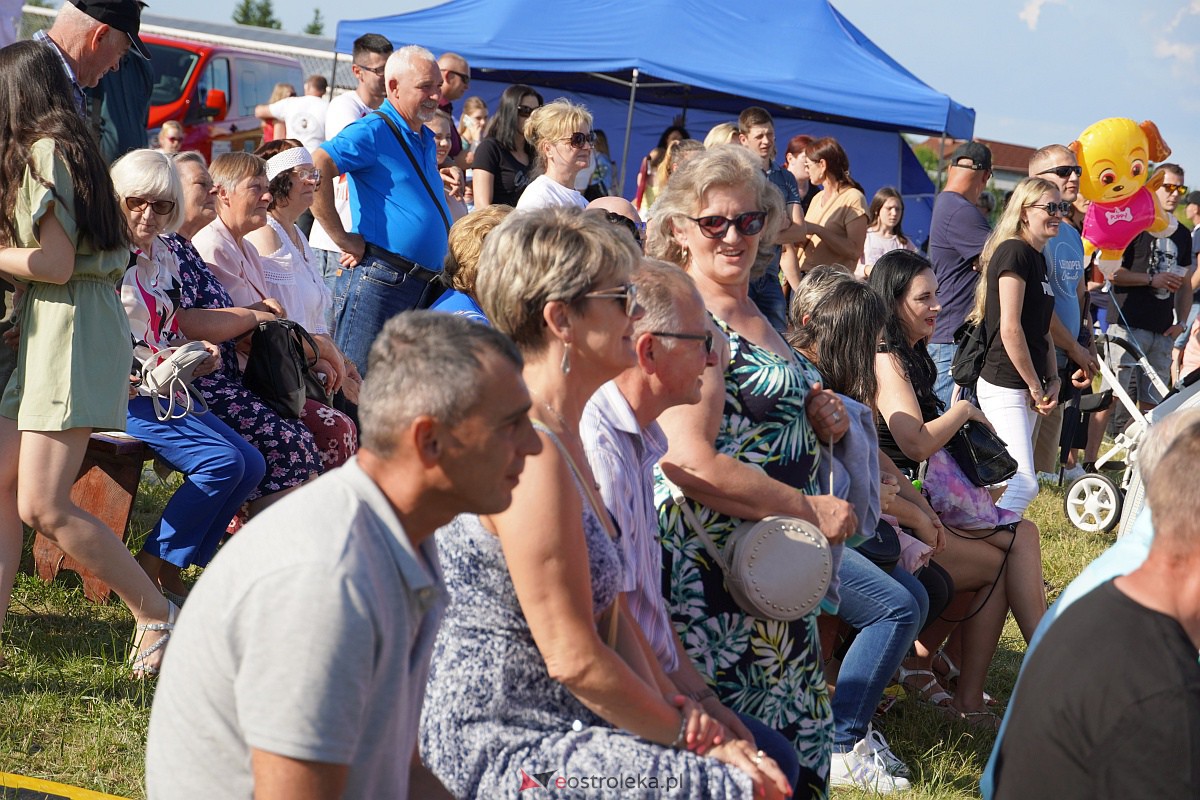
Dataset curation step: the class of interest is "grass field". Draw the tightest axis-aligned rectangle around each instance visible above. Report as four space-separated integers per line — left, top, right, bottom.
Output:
0 476 1113 799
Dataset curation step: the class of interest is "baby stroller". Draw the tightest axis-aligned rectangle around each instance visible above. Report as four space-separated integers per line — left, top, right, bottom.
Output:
1063 331 1200 532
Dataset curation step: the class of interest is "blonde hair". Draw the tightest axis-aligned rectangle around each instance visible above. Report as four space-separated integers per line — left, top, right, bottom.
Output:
524 99 593 170
476 206 639 353
646 144 785 280
444 204 513 295
458 96 488 141
268 82 296 104
209 151 266 193
967 176 1059 325
703 122 738 149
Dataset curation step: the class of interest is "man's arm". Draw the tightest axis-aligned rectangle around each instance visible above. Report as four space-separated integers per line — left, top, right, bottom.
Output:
251 749 348 800
311 148 364 263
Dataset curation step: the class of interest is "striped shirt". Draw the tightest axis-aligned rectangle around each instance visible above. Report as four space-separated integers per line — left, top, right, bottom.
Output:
34 30 88 117
582 380 678 672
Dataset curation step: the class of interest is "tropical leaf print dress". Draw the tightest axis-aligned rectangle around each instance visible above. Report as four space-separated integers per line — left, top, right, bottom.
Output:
654 318 833 800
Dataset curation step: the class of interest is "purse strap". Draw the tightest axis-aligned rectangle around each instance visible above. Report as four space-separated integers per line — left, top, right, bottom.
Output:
372 110 452 234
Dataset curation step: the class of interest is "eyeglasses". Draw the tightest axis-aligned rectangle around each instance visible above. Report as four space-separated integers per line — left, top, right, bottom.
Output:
446 69 470 86
561 131 596 149
1163 183 1189 197
1031 201 1073 217
649 330 714 353
517 104 538 117
1037 165 1083 179
125 196 176 215
293 168 322 183
354 63 385 77
582 282 639 316
687 211 768 239
603 211 645 246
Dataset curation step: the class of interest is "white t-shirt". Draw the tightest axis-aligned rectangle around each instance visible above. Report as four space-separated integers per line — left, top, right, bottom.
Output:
268 94 329 152
310 91 372 254
515 174 588 211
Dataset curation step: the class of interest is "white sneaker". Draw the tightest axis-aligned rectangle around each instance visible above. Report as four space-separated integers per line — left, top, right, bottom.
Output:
1037 471 1059 484
1062 463 1086 483
829 734 912 792
864 724 912 780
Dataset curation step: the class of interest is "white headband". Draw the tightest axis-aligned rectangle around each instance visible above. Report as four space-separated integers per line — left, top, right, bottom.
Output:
265 147 314 181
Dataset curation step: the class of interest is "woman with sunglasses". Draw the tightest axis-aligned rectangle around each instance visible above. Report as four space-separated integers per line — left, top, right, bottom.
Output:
647 145 858 800
798 137 868 275
421 207 787 799
112 149 264 606
515 99 595 211
472 84 543 208
0 42 177 675
967 176 1062 515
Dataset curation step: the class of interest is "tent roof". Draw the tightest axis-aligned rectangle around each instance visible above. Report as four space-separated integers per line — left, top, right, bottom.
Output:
335 0 974 138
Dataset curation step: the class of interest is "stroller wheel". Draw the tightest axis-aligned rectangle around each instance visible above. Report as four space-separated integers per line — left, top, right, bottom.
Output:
1064 473 1122 533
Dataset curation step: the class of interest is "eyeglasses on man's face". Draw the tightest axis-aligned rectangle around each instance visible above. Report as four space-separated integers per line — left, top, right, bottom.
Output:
1162 183 1189 197
649 330 714 353
446 69 470 86
354 63 386 77
1037 165 1082 180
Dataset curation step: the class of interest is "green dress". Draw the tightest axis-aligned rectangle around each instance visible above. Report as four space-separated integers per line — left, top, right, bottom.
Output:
654 317 833 800
0 138 131 431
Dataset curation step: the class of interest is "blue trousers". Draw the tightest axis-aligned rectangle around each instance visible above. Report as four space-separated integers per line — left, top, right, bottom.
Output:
748 265 788 335
831 548 926 749
739 712 801 789
333 254 440 378
126 397 265 569
927 341 957 411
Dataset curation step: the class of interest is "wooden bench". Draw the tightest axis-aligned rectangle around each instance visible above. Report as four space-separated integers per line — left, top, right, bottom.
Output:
32 432 154 604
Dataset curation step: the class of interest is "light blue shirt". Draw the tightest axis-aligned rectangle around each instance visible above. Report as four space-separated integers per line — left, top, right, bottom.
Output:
320 100 449 270
980 508 1154 799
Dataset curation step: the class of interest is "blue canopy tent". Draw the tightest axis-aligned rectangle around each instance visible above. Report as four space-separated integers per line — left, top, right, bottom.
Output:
334 0 973 244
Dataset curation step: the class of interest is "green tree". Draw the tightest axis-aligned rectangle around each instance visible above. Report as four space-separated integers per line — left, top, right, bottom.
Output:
303 8 325 36
233 0 281 30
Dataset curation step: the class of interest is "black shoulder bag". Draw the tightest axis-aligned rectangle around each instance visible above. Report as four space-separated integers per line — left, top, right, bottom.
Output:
243 319 321 419
950 318 997 388
372 110 451 235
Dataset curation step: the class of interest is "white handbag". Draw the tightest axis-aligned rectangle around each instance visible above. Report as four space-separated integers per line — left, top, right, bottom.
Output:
139 341 211 421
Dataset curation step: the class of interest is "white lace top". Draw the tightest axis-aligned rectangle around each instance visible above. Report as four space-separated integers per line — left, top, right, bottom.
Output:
258 215 331 335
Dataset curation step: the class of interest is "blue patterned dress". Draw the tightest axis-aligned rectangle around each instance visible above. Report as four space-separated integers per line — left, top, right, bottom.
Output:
654 318 833 800
421 425 753 799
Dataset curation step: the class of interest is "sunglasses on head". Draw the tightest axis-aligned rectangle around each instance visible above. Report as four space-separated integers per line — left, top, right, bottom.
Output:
582 282 639 317
687 211 767 239
517 104 537 117
1037 165 1083 179
561 131 596 149
649 330 714 354
1163 183 1189 197
125 196 176 215
1031 201 1072 217
603 211 644 245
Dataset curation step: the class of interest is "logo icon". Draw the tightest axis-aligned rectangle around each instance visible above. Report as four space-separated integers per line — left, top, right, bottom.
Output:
518 768 560 792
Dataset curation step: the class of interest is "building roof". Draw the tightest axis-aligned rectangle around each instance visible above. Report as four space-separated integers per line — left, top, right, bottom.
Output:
914 136 1038 175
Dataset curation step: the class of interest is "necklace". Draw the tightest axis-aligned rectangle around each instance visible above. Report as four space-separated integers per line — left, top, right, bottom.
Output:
531 392 570 431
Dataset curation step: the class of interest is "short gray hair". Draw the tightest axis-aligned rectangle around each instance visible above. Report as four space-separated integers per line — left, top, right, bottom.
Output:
168 150 208 170
476 206 640 354
110 149 185 234
386 45 436 82
632 259 701 346
358 312 523 458
1140 407 1200 483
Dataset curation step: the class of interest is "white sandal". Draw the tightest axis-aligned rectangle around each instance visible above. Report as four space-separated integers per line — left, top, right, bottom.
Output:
129 601 178 678
897 665 953 707
935 649 998 706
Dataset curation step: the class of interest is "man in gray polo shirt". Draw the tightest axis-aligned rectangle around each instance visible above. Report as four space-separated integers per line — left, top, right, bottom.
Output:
146 313 541 799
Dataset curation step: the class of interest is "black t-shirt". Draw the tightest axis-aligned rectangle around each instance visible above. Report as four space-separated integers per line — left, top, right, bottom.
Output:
1113 224 1193 333
472 137 533 207
993 580 1200 800
979 238 1055 390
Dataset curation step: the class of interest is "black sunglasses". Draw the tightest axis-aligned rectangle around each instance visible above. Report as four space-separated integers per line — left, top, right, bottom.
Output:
446 69 470 86
561 131 597 149
649 330 714 353
582 283 639 317
687 211 767 239
354 63 385 77
517 104 538 117
126 196 176 215
603 211 644 245
1031 201 1073 217
1037 165 1083 179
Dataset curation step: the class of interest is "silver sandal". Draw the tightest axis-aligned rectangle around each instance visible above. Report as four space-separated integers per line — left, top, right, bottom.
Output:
129 601 178 678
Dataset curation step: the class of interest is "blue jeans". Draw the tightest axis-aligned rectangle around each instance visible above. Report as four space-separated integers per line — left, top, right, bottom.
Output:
748 264 788 334
1174 301 1199 350
126 397 266 569
334 254 440 377
314 248 341 332
831 548 926 749
738 713 801 789
927 341 957 410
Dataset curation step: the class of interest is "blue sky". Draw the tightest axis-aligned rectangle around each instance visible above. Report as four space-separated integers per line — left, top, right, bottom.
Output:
153 0 1200 177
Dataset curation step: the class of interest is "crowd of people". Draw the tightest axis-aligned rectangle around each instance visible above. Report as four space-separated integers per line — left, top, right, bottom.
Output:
1 1 1199 798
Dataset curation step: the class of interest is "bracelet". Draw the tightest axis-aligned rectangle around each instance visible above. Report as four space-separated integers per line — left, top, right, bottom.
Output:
669 712 688 749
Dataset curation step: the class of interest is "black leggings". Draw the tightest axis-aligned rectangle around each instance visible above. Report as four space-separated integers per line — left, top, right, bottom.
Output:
916 559 954 633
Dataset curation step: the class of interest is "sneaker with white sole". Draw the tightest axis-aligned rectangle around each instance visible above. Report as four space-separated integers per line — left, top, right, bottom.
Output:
864 724 912 780
829 734 912 792
1062 463 1086 483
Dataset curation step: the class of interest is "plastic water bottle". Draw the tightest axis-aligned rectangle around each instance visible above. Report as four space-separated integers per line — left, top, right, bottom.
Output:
1155 259 1189 300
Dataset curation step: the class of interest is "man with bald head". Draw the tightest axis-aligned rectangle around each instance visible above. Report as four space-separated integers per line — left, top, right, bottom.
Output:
437 52 470 167
586 195 644 249
34 0 149 115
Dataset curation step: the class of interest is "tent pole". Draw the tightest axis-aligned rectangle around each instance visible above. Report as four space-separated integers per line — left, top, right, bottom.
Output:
617 68 640 197
936 133 947 190
329 48 339 92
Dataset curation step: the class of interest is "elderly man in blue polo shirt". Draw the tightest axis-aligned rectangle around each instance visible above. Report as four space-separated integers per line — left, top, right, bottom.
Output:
313 44 452 378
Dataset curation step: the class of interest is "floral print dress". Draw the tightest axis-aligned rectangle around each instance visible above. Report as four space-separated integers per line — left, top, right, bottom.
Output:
654 318 833 800
165 233 321 499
